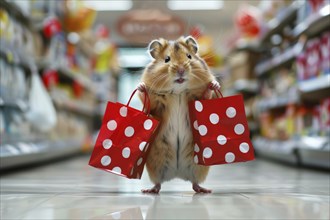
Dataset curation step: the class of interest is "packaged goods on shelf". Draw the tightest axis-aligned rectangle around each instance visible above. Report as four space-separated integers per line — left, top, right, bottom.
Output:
225 0 330 168
0 0 120 169
296 0 328 26
259 97 330 140
296 31 330 81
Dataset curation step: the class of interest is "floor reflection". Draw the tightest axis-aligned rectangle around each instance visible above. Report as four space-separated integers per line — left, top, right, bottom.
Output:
145 194 210 220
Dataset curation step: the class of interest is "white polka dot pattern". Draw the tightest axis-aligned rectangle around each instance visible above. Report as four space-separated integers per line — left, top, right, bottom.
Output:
194 155 199 164
122 147 130 158
119 106 127 117
112 167 121 174
203 147 212 158
239 142 249 153
198 125 208 136
226 107 236 118
144 119 153 130
217 135 227 145
91 100 160 179
193 120 199 130
124 126 135 137
234 124 245 135
107 120 117 131
195 101 203 112
102 139 112 149
225 152 235 163
189 95 254 166
194 143 200 153
209 113 219 124
101 155 111 166
139 142 147 151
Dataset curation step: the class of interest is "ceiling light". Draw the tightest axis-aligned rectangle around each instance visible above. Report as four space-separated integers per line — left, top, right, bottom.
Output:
83 0 132 11
167 0 223 10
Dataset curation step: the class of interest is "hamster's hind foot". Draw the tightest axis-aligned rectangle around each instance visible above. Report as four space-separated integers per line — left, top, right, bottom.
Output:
193 183 212 194
142 183 161 194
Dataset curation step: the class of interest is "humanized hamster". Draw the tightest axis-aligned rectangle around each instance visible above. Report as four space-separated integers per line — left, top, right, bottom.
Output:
139 36 220 193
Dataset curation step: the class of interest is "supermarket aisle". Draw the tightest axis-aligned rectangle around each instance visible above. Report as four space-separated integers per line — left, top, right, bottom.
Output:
1 156 329 220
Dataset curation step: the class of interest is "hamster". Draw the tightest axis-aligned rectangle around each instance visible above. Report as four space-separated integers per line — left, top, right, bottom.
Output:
139 36 220 193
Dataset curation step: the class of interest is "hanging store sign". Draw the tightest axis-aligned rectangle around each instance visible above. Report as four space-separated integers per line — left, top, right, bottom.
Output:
117 10 185 44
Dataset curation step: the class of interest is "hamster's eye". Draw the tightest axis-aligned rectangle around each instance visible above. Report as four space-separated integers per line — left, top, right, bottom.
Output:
187 54 192 59
165 56 171 63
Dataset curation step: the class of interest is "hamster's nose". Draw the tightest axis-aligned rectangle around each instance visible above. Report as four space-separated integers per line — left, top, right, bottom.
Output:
177 67 185 77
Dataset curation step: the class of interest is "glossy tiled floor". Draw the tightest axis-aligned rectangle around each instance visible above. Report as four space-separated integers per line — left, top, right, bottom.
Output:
1 155 329 219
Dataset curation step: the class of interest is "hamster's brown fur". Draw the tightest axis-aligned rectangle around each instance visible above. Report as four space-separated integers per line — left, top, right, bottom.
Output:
140 36 216 193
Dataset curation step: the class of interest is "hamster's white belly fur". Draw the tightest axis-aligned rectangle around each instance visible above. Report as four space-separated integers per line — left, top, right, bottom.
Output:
162 93 194 181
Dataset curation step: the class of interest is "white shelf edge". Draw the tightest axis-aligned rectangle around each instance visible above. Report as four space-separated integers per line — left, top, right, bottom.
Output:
293 4 330 37
0 138 85 169
255 42 303 76
257 89 300 111
298 74 330 93
52 96 97 117
260 1 300 42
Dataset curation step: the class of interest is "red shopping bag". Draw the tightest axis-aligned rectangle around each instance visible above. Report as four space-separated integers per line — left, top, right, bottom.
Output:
89 89 159 179
189 87 254 165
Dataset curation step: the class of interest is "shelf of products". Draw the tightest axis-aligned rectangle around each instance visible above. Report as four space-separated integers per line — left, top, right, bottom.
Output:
0 138 84 169
224 79 259 100
51 95 97 118
0 0 119 170
294 4 330 38
253 137 299 164
299 74 330 93
253 136 330 168
225 0 330 169
255 42 304 76
257 88 300 112
259 1 301 44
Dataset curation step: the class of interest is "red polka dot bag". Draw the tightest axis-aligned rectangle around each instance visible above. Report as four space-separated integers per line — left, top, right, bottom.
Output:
89 89 159 179
189 87 255 166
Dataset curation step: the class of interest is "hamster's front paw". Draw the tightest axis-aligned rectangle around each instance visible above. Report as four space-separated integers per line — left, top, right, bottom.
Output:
137 82 147 92
209 80 221 91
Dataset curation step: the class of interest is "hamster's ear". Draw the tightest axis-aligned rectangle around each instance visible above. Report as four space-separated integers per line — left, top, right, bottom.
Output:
148 40 162 59
185 36 198 54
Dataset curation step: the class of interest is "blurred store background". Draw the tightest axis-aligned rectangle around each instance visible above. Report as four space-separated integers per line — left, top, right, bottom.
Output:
0 0 329 170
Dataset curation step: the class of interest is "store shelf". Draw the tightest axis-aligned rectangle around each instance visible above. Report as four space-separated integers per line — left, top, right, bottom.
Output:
38 60 97 95
233 79 259 94
52 96 97 117
260 2 300 44
0 138 84 170
298 74 330 101
1 0 32 29
225 79 259 98
255 42 304 76
298 148 330 169
293 4 330 38
0 39 35 69
0 98 27 110
254 136 330 169
257 89 300 112
226 39 262 57
298 136 329 169
253 137 299 164
298 75 330 93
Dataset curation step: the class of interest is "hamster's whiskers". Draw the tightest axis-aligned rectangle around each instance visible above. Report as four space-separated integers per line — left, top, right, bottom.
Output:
149 73 170 92
190 71 204 82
